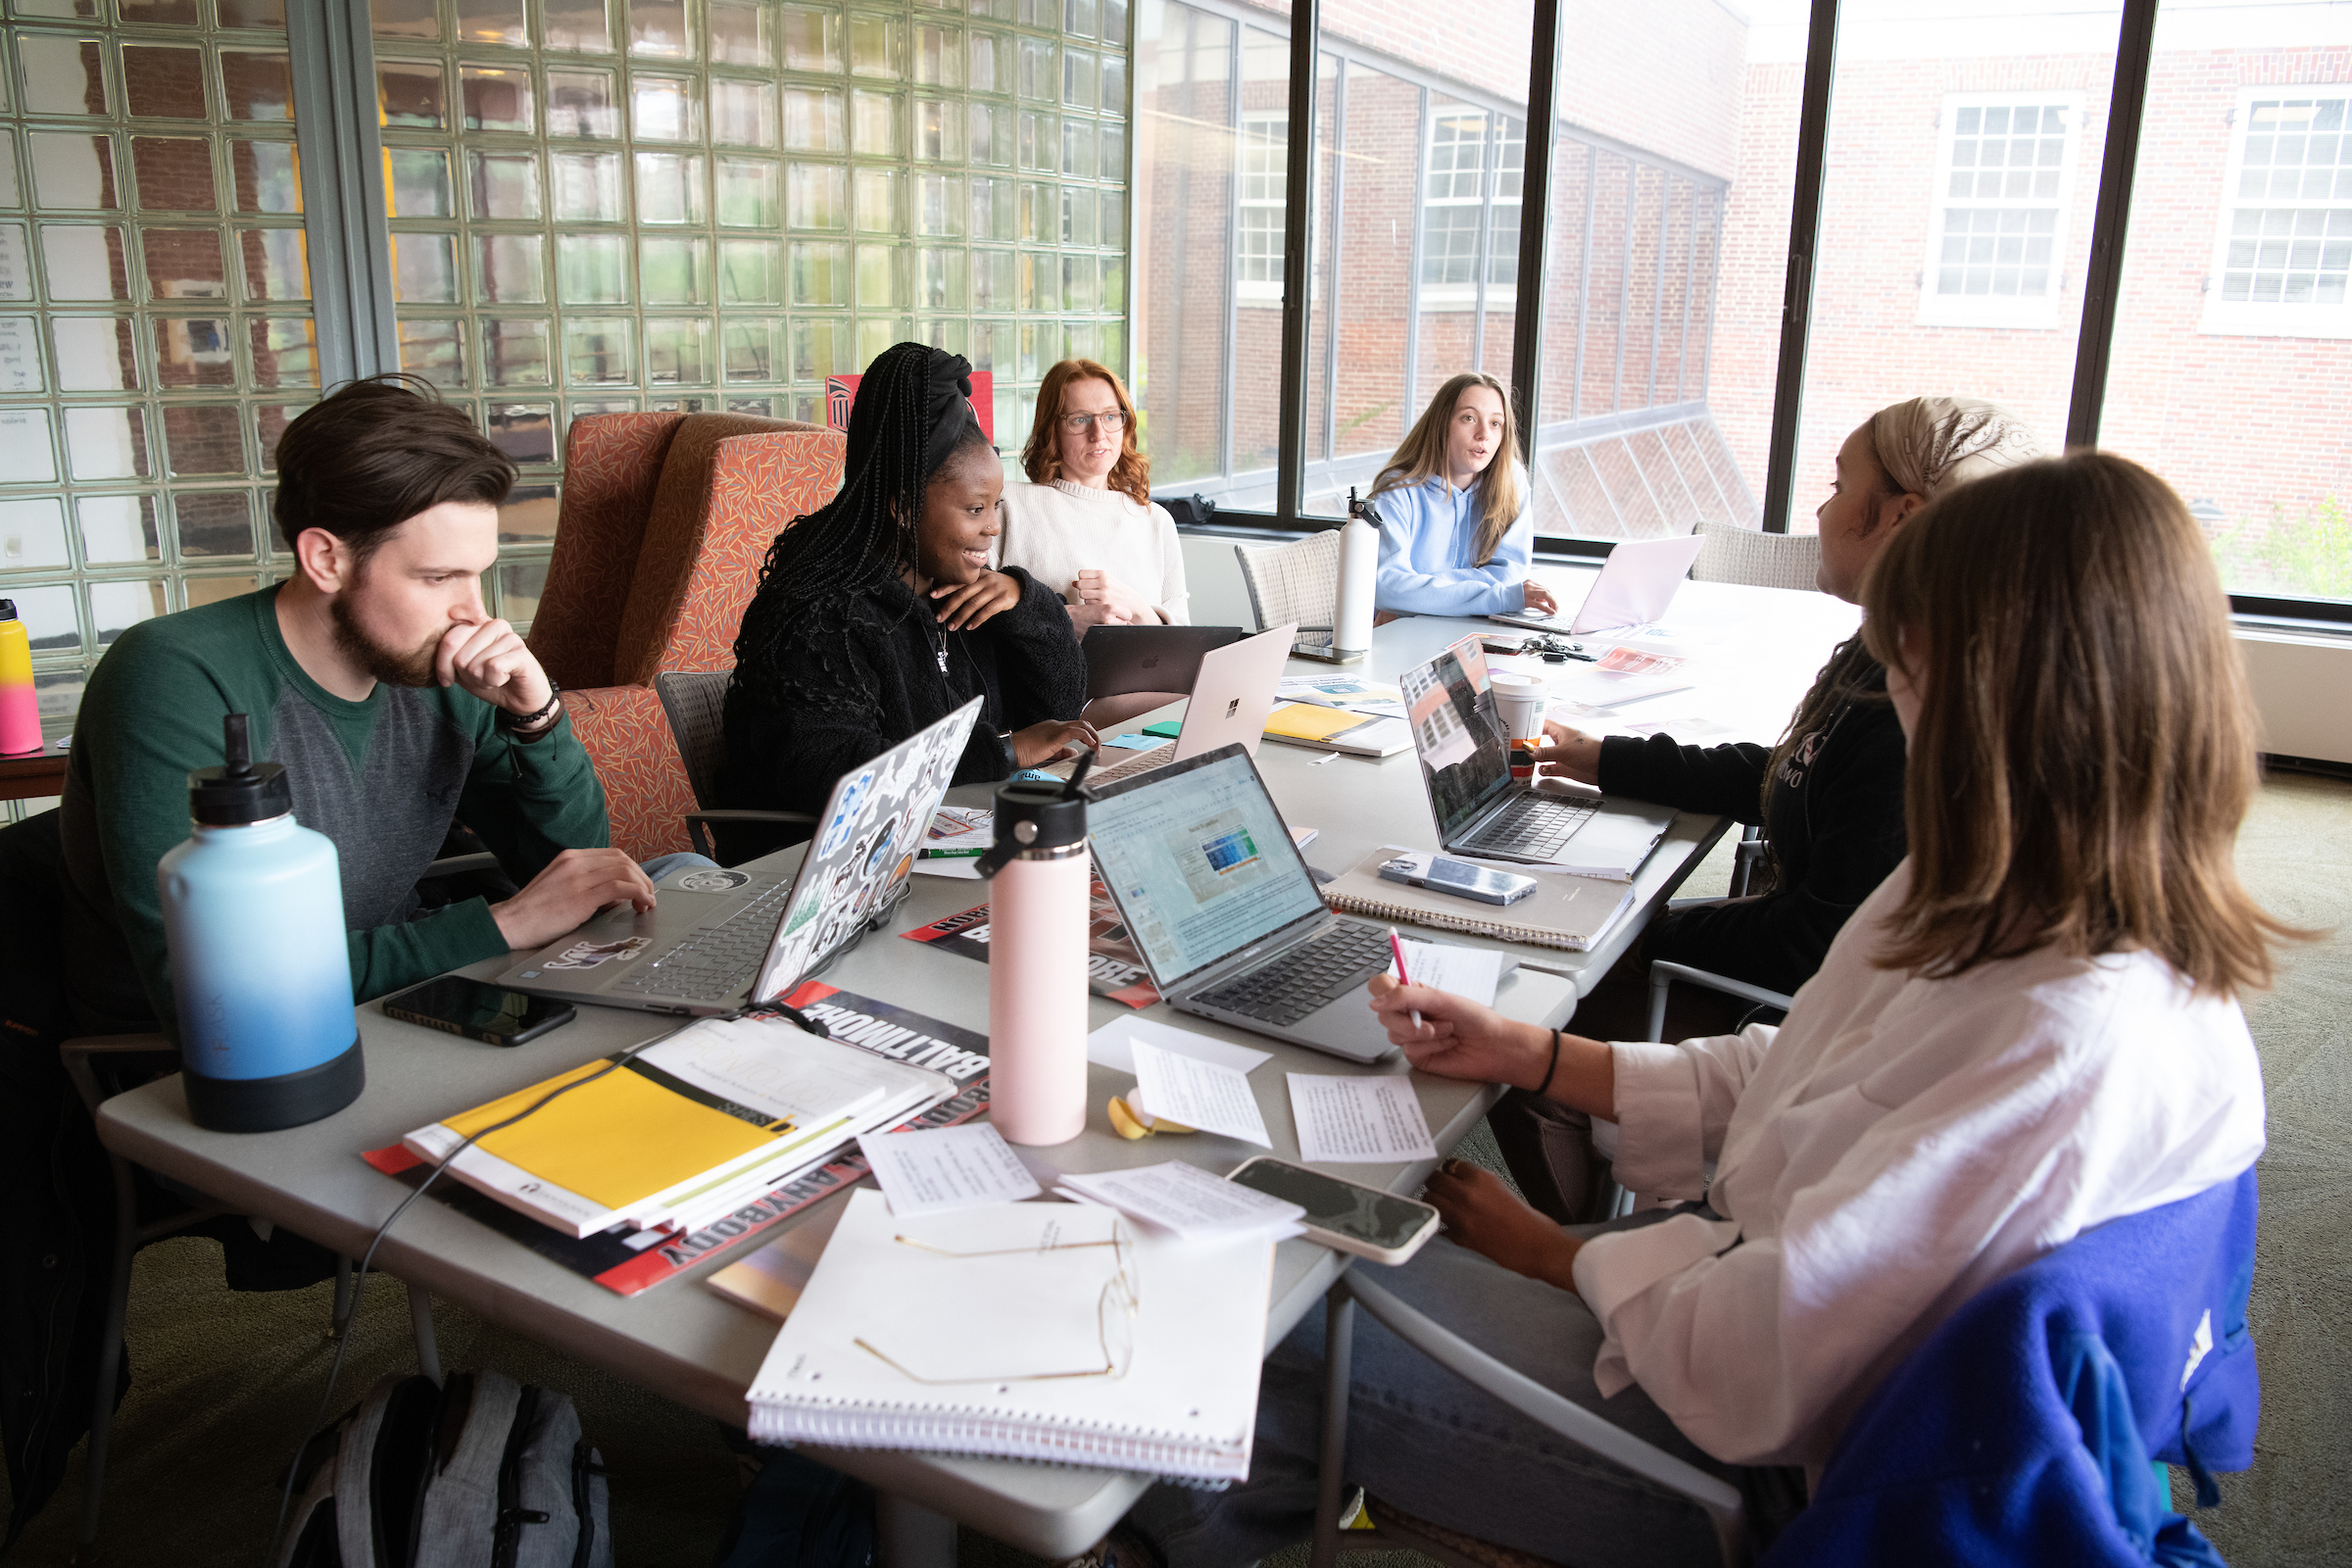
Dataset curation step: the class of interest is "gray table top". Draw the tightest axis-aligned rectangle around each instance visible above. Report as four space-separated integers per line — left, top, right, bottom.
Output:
95 592 1856 1557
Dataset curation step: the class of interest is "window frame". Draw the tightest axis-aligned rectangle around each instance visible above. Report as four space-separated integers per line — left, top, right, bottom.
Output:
1235 107 1285 305
1915 90 2086 330
2201 85 2352 341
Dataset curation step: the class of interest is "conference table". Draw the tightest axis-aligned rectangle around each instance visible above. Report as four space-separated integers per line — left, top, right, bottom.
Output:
95 576 1859 1563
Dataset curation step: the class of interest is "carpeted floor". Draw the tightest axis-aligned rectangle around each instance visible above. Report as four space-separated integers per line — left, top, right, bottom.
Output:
4 772 2345 1567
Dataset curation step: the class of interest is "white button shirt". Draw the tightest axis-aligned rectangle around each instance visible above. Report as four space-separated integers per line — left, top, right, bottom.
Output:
1572 861 2267 1470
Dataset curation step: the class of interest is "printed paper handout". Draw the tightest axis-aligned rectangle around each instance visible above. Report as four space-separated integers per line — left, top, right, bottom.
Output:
1130 1038 1272 1148
1057 1160 1304 1241
858 1122 1042 1216
1288 1073 1438 1164
1388 937 1503 1007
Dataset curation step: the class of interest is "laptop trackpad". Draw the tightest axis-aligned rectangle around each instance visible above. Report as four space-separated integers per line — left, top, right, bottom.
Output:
1288 982 1398 1065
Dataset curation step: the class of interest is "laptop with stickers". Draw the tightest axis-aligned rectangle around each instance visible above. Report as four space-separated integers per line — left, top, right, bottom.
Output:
499 698 984 1016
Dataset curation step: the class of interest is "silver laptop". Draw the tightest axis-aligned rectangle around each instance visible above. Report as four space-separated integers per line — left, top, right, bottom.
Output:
1489 532 1705 635
1401 643 1675 879
499 698 984 1016
1050 622 1297 787
1087 744 1443 1063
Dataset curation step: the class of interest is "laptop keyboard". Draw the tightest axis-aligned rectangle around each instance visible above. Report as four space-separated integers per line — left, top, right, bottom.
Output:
1192 922 1394 1029
612 875 794 1002
1058 740 1174 788
1466 793 1600 860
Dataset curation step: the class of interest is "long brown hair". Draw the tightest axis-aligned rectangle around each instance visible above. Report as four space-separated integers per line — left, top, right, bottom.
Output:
1859 451 2295 996
1021 359 1151 509
1371 372 1526 566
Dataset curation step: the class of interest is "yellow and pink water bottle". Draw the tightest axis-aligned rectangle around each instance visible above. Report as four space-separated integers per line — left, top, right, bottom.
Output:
0 599 40 756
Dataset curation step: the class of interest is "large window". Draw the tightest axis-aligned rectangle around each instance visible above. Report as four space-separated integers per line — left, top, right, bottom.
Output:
0 3 311 733
2204 89 2352 333
1919 95 2084 327
2108 3 2352 608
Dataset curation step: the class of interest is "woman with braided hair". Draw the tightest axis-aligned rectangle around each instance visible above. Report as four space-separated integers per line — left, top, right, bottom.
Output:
718 343 1094 861
1499 396 2046 1222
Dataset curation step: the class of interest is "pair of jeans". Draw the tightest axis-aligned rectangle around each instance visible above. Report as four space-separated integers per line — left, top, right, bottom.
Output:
1123 1214 1743 1568
641 851 720 883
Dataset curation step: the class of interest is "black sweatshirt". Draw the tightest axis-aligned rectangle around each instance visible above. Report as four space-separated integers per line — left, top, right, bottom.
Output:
1596 638 1907 997
717 565 1086 861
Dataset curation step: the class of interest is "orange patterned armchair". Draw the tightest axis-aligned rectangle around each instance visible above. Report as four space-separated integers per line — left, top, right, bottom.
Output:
526 412 846 860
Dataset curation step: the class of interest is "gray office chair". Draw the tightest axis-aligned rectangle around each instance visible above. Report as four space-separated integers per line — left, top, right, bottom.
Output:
653 669 815 863
1234 530 1340 639
1689 518 1821 593
1310 1275 1750 1568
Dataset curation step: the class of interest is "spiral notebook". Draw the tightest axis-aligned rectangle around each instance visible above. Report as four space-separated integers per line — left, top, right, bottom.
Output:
744 1190 1274 1481
1321 846 1636 952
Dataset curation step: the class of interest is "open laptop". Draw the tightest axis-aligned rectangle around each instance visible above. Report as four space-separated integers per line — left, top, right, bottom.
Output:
1489 532 1706 635
1082 623 1246 701
1049 622 1297 787
1087 744 1435 1063
1401 642 1676 878
499 698 984 1016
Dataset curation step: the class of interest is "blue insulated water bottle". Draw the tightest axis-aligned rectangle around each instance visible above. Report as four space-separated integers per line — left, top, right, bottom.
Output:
160 713 363 1132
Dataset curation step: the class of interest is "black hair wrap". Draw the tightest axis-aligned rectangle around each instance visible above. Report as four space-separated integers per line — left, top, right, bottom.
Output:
730 342 996 711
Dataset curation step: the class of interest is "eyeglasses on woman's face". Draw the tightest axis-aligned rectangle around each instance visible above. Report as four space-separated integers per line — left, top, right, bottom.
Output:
1060 409 1128 434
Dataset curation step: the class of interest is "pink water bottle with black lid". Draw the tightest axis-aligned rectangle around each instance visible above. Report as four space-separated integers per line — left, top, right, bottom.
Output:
974 760 1093 1147
0 599 41 756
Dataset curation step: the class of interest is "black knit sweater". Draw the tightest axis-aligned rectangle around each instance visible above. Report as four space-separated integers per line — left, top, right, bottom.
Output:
717 565 1086 860
1596 638 1907 997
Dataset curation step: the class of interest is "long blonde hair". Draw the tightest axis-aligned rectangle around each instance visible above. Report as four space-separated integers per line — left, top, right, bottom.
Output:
1021 359 1151 509
1371 372 1525 565
1859 451 2297 997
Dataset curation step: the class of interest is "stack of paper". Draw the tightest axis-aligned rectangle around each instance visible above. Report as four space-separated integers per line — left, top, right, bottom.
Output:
1058 1160 1304 1241
1276 674 1407 719
403 1014 956 1239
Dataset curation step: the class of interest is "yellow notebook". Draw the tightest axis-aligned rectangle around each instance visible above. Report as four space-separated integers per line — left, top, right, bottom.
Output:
1260 704 1413 757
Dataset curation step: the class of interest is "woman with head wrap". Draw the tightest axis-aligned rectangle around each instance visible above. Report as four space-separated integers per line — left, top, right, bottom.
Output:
718 342 1095 861
1501 397 2045 1222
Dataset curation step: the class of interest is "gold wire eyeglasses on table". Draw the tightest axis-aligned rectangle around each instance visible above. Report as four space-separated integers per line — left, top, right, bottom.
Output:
855 1221 1142 1386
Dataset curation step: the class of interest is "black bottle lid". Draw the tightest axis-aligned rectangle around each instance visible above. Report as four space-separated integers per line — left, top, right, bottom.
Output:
187 712 292 825
974 770 1089 877
1 599 17 619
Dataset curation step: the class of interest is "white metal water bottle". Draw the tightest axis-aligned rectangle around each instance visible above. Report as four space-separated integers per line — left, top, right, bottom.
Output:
974 766 1092 1146
1333 488 1381 660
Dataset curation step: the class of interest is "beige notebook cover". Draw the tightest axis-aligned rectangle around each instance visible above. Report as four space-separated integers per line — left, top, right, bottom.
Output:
1322 846 1636 951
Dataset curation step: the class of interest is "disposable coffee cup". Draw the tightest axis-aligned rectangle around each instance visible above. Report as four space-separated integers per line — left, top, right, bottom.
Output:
1490 673 1547 780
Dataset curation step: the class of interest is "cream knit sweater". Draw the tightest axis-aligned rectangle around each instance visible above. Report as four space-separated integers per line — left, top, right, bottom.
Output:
996 477 1191 625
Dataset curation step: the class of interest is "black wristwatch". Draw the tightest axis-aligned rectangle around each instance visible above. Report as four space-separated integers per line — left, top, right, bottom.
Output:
497 685 564 740
998 729 1018 772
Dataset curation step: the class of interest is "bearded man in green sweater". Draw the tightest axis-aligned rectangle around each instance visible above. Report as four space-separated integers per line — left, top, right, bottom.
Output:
62 375 661 1038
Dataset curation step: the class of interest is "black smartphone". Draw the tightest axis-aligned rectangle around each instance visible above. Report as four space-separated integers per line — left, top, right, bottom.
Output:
1225 1157 1441 1264
381 976 575 1048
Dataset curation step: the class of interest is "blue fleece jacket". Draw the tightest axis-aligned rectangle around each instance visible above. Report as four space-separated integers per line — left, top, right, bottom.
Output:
1371 470 1534 615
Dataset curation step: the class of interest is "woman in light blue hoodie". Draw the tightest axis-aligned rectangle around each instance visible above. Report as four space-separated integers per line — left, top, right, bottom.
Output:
1370 371 1558 617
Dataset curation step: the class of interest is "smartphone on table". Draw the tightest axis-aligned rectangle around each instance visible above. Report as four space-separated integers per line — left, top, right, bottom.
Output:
1377 852 1539 907
1225 1156 1442 1265
381 976 576 1048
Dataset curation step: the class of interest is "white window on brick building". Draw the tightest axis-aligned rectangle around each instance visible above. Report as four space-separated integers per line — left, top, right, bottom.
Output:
1237 113 1287 305
1420 110 1522 311
1916 94 2084 329
2202 90 2352 339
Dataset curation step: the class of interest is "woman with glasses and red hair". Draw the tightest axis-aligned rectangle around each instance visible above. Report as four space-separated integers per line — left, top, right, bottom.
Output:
1000 359 1191 633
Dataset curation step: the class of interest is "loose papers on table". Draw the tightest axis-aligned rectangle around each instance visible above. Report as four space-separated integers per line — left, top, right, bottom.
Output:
1288 1074 1439 1164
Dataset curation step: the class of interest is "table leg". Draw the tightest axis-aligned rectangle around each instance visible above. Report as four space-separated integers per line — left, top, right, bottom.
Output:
407 1280 443 1384
874 1493 957 1567
1310 1287 1357 1568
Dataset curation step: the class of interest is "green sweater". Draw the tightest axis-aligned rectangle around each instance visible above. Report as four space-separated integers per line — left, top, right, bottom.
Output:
59 586 611 1037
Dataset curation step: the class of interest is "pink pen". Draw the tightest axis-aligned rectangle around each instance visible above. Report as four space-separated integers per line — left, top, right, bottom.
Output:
1388 927 1424 1031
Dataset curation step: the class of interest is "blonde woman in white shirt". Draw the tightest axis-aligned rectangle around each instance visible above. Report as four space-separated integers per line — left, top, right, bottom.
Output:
1119 452 2291 1567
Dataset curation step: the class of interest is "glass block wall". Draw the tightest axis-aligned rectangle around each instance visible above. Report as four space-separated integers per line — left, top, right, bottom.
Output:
371 0 1133 629
0 0 310 740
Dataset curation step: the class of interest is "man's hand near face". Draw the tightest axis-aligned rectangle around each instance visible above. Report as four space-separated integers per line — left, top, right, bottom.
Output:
437 616 556 723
